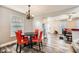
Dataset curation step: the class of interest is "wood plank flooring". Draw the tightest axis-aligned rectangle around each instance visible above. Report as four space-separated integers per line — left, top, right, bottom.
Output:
0 34 75 53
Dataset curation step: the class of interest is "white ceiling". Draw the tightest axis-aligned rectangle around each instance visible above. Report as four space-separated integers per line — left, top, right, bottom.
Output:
3 5 78 17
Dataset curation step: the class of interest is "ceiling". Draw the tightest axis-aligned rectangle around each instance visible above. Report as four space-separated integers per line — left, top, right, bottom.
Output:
3 5 78 17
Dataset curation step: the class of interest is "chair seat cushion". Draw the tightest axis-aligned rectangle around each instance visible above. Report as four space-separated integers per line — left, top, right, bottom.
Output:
32 39 38 42
17 39 29 45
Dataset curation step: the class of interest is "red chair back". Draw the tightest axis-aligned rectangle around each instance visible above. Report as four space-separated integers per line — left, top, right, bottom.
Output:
17 30 22 33
15 31 23 45
34 29 39 39
35 29 39 35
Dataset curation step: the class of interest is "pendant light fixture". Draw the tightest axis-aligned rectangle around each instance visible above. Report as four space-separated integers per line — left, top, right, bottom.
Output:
26 5 34 20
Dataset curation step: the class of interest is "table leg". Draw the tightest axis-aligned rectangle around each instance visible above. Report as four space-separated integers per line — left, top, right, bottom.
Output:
30 36 33 48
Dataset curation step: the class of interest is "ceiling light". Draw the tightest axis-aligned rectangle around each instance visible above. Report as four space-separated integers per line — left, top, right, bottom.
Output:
26 5 34 20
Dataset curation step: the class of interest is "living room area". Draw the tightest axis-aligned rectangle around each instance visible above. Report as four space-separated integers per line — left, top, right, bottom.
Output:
0 5 79 53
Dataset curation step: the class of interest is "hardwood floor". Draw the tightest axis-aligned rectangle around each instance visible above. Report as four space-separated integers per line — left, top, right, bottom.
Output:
0 33 75 53
43 33 74 53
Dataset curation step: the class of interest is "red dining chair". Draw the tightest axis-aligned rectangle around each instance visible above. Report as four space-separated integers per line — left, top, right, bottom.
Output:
39 31 43 46
38 31 43 50
15 31 29 53
32 31 43 50
32 29 39 42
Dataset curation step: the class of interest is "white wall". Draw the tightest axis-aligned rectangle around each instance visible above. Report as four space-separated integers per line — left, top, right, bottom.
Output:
24 20 33 32
33 17 43 31
0 6 33 45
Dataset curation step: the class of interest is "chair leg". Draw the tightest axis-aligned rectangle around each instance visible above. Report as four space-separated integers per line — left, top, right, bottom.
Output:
23 44 26 47
16 44 21 53
38 42 43 50
19 45 21 53
41 42 43 46
39 43 41 50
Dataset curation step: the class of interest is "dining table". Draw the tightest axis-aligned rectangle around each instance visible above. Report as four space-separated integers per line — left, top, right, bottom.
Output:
24 32 36 48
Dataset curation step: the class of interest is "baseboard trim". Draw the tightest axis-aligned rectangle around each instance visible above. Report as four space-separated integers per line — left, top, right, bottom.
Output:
0 40 16 48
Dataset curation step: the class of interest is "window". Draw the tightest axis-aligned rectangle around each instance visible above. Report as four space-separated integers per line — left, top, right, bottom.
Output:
11 16 24 37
